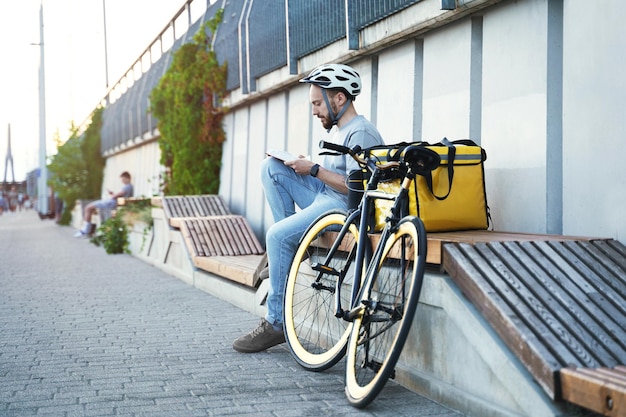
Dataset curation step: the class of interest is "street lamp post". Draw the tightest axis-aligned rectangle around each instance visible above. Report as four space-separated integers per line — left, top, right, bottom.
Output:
102 0 109 90
37 0 49 217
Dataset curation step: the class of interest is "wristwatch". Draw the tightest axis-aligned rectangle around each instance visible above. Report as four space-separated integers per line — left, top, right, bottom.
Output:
310 163 320 178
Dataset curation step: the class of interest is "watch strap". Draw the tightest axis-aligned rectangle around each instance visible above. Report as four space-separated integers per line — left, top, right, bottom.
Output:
310 163 320 177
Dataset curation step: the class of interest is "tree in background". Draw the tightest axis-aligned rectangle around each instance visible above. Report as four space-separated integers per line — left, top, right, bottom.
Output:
150 9 227 196
48 107 105 224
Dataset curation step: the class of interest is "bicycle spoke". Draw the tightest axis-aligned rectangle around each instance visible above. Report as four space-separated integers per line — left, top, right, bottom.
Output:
284 211 360 371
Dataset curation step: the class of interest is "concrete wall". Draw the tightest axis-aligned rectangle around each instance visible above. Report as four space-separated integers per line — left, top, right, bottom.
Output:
99 0 626 241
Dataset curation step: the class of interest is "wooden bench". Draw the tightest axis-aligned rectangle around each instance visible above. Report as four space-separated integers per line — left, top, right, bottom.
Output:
157 195 231 228
442 238 626 415
180 215 266 287
153 195 267 287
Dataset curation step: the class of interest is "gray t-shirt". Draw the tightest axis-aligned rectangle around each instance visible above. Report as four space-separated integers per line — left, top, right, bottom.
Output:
322 115 384 201
121 183 134 198
102 183 134 209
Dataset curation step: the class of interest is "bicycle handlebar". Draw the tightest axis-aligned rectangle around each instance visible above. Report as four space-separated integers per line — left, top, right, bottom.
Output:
319 140 398 171
318 140 357 156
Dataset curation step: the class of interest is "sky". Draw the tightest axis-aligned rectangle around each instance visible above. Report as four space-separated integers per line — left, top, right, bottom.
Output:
0 0 191 181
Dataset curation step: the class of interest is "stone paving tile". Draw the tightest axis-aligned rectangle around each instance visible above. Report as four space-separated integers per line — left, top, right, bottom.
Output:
0 211 463 417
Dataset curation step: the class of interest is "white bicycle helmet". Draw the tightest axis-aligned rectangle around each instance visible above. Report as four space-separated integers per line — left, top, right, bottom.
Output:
300 63 362 130
300 63 362 99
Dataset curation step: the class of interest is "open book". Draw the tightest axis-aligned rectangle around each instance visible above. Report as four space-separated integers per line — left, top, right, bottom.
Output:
266 149 309 162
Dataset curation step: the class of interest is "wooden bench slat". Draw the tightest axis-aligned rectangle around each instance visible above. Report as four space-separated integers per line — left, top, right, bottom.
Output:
486 241 621 367
560 366 626 416
548 241 626 323
184 219 209 257
584 240 626 282
219 217 241 255
518 241 626 363
198 218 216 257
565 241 626 302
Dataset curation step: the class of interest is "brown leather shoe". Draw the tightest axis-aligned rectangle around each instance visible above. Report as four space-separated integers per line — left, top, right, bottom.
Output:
233 319 285 353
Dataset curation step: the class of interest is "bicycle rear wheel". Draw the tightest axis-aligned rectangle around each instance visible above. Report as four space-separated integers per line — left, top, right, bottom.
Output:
284 211 359 371
345 216 427 407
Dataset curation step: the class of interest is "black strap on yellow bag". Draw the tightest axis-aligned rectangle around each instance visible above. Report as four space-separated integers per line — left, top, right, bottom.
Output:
422 137 456 200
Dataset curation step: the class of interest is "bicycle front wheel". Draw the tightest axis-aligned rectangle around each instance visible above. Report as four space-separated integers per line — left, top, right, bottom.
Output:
284 211 360 371
345 216 427 408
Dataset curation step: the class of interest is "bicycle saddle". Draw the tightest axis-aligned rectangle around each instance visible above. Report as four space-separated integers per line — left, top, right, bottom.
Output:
402 146 441 175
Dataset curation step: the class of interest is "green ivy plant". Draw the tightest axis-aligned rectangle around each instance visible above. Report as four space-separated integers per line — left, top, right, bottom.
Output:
150 9 227 195
90 215 130 255
90 201 154 255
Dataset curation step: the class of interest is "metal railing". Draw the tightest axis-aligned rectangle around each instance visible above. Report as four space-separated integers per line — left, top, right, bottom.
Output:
99 0 422 152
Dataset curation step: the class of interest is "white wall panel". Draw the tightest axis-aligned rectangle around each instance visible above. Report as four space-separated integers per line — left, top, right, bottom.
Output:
422 20 471 141
377 42 415 144
245 100 269 238
286 85 314 159
481 0 548 233
229 108 250 215
562 1 626 240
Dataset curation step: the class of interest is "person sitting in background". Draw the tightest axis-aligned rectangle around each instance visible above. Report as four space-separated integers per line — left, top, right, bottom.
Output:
74 171 134 237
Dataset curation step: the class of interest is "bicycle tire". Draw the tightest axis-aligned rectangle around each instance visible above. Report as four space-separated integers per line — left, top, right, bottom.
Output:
344 216 427 407
284 210 360 371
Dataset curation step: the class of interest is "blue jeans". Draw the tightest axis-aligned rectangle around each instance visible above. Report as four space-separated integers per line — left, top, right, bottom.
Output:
261 157 347 328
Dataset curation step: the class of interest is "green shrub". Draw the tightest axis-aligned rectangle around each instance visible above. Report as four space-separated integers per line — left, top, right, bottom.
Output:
90 215 130 255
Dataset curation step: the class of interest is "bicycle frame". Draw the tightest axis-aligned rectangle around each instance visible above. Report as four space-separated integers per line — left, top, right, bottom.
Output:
314 156 414 321
285 141 437 406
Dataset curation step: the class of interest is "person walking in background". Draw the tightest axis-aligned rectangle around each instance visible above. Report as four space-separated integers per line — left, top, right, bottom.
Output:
233 63 385 353
54 191 63 223
74 171 134 237
0 186 7 214
8 186 18 212
17 192 25 211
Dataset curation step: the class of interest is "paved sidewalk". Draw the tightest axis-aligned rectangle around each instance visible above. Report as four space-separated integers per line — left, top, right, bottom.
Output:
0 211 462 417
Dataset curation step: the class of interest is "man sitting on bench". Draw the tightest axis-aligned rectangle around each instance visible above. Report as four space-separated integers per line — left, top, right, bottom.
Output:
74 171 134 238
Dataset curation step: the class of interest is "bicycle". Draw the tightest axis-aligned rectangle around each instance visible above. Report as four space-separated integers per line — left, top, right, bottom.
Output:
283 140 441 407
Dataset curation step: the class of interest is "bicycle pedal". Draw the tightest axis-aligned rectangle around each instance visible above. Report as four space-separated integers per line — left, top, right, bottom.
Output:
310 262 340 276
